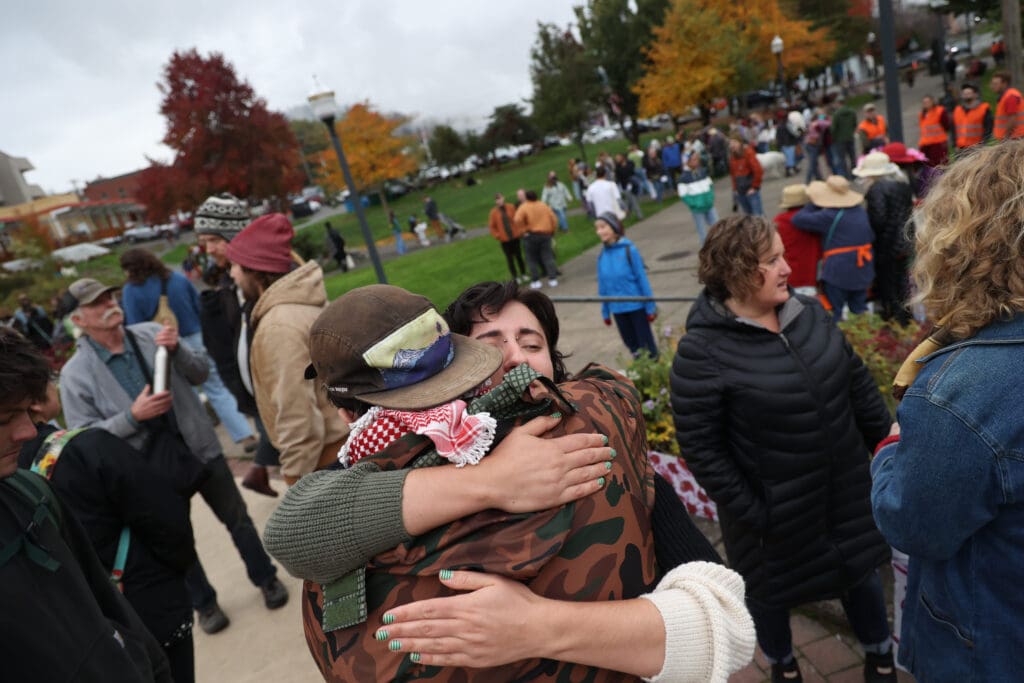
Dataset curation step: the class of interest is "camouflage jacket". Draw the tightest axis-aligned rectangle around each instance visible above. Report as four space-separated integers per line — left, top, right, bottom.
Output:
302 364 658 682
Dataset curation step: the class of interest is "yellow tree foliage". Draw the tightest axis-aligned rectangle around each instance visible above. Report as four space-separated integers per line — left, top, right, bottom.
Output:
635 0 836 117
309 101 418 201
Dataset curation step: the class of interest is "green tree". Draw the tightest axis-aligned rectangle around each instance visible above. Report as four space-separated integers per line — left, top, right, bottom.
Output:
574 0 670 143
428 125 467 167
289 119 329 156
529 22 604 163
781 0 871 62
483 104 539 151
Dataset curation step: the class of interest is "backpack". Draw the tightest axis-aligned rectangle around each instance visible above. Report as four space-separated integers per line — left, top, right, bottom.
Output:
0 469 63 572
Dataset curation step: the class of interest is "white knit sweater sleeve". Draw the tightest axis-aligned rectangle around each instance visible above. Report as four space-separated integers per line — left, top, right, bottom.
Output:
639 562 756 683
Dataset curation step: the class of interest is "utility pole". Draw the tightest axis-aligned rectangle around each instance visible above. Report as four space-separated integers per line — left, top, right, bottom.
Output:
879 0 905 143
1003 0 1023 87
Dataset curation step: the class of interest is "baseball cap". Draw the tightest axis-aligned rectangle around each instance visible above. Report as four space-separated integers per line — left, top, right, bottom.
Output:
68 278 119 307
305 285 502 410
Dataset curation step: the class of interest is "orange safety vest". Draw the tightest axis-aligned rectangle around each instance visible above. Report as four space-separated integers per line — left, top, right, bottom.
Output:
995 88 1024 139
918 106 947 146
954 103 990 148
858 116 887 141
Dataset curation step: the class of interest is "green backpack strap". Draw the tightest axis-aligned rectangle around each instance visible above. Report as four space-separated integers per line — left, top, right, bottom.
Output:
0 470 62 572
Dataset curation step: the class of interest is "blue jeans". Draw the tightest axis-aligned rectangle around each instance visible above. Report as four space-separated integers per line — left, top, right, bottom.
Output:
805 143 824 182
831 140 857 178
613 308 658 358
735 190 764 216
782 145 796 170
185 455 277 608
181 332 253 443
689 207 719 244
822 282 869 322
553 207 569 232
748 570 891 662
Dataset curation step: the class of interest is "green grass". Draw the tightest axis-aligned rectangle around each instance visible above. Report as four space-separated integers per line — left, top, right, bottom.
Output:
161 243 190 265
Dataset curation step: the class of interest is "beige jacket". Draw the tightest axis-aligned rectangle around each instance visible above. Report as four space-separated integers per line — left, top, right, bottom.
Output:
250 261 348 480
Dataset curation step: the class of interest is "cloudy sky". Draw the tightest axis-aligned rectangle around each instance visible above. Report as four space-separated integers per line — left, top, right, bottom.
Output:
3 1 580 195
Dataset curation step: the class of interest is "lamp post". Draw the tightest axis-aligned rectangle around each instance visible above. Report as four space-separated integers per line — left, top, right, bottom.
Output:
771 35 788 103
308 87 387 284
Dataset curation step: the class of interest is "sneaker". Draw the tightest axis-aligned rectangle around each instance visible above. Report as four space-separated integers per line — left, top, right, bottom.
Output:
548 279 559 288
197 603 230 634
530 280 542 290
863 651 897 683
770 658 802 683
261 577 289 610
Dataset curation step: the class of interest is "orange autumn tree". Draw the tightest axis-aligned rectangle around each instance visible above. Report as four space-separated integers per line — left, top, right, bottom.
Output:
635 0 835 117
309 101 417 213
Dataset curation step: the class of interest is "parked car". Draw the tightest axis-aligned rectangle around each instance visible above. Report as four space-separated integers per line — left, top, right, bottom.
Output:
290 198 316 219
124 225 159 243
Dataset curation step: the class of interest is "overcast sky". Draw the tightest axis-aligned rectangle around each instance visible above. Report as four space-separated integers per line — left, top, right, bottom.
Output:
3 1 580 195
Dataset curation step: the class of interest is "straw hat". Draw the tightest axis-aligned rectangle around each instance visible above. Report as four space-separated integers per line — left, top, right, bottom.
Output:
853 151 900 178
806 176 864 208
779 184 809 209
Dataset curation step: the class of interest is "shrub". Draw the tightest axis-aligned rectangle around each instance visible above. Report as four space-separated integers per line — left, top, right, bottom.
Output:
624 323 682 455
838 314 927 416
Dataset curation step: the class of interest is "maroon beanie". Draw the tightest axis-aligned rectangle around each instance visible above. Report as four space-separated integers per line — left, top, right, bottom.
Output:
225 213 295 273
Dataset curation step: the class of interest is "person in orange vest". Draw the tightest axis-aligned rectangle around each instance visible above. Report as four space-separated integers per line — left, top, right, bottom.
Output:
991 70 1024 140
918 95 951 166
953 82 993 152
857 103 888 152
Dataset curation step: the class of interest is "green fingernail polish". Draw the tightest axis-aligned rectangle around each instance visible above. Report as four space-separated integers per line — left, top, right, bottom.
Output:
550 412 562 419
375 630 388 641
610 448 617 458
439 569 453 580
411 653 422 663
383 613 396 625
605 461 612 471
597 477 606 487
389 640 402 652
601 435 609 445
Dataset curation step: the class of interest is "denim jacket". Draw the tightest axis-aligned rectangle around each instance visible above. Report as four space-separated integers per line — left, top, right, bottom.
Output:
871 313 1024 682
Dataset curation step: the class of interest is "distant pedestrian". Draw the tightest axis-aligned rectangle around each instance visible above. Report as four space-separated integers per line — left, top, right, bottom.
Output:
804 108 832 182
614 153 644 220
643 146 665 200
917 95 950 167
661 135 683 186
595 212 657 358
514 190 559 289
584 165 623 220
728 135 764 216
13 293 53 350
388 210 407 255
830 96 858 177
857 103 888 152
324 221 348 272
487 193 526 283
677 153 718 244
772 184 821 297
541 171 572 232
990 70 1024 140
423 196 444 240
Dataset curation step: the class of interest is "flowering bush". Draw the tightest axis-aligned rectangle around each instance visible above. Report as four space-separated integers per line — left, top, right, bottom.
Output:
625 323 681 455
838 314 928 416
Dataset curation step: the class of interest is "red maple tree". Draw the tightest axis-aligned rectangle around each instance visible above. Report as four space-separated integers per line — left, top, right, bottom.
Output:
137 49 303 221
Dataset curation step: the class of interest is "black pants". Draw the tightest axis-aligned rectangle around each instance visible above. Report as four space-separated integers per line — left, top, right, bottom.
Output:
185 455 277 609
165 633 195 683
499 239 526 279
522 233 558 281
613 309 658 358
873 254 911 326
252 413 280 468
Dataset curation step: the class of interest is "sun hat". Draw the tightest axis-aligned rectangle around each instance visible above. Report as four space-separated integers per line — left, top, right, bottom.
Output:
879 142 927 165
862 103 877 113
596 212 624 236
67 278 119 307
779 184 809 209
225 213 295 274
853 151 901 178
194 193 250 241
304 285 502 410
806 176 865 209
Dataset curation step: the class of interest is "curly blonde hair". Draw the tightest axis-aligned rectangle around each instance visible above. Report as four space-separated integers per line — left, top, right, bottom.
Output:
699 215 775 302
914 141 1024 337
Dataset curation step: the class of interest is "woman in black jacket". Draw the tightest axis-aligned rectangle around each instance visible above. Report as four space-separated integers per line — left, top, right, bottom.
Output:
670 215 896 683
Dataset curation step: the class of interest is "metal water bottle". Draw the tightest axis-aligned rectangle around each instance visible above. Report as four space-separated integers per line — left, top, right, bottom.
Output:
153 346 169 393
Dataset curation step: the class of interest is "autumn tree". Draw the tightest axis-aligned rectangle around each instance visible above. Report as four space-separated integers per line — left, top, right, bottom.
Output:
574 0 670 143
429 125 466 167
529 23 604 163
635 0 835 117
137 49 303 221
310 102 418 213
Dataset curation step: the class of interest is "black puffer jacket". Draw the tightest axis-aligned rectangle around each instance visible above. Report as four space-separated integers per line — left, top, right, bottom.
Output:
865 178 913 262
198 277 257 415
669 292 891 607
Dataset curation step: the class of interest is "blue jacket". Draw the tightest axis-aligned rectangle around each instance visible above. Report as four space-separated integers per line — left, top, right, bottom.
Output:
661 143 682 170
791 204 875 290
122 272 202 337
597 237 655 319
872 313 1024 682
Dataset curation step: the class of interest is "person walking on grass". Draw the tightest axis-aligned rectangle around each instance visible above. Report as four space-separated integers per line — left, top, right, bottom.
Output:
541 171 572 232
487 192 527 283
514 190 559 289
595 212 658 358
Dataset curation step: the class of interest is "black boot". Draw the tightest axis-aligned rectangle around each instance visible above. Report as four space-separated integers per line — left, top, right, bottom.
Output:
771 658 802 683
864 651 897 683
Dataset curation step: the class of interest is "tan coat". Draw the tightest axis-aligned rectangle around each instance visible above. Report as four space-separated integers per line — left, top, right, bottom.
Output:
513 200 558 236
250 260 348 480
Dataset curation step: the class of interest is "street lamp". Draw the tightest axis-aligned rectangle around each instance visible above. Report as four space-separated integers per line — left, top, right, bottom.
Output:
308 86 388 284
771 35 788 103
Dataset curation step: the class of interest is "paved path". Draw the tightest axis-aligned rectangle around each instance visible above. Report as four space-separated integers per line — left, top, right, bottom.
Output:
191 67 959 680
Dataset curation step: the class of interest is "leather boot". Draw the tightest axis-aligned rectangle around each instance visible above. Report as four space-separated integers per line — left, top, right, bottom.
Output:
241 464 277 497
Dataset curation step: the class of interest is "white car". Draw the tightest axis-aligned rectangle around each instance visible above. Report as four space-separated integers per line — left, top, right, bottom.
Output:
124 225 159 242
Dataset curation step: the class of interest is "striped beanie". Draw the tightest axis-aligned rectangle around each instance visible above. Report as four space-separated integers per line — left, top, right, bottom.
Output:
194 193 250 241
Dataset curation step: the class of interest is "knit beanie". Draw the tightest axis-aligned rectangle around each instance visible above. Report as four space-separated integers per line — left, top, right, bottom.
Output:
194 193 250 241
597 212 624 236
225 213 295 274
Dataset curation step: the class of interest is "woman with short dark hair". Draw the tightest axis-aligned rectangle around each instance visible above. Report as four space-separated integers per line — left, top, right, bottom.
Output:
671 215 897 683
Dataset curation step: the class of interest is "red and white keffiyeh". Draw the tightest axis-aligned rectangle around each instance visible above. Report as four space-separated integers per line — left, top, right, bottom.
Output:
338 400 496 468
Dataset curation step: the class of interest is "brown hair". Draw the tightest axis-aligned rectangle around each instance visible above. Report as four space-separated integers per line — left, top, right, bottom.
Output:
913 140 1024 337
120 247 170 285
698 215 776 302
240 266 287 292
0 328 50 407
993 69 1012 85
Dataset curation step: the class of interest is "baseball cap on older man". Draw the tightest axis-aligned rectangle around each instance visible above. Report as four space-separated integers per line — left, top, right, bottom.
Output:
304 285 501 410
67 278 119 308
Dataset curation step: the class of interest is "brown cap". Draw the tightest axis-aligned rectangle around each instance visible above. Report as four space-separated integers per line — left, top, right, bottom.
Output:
68 278 119 307
305 285 502 410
